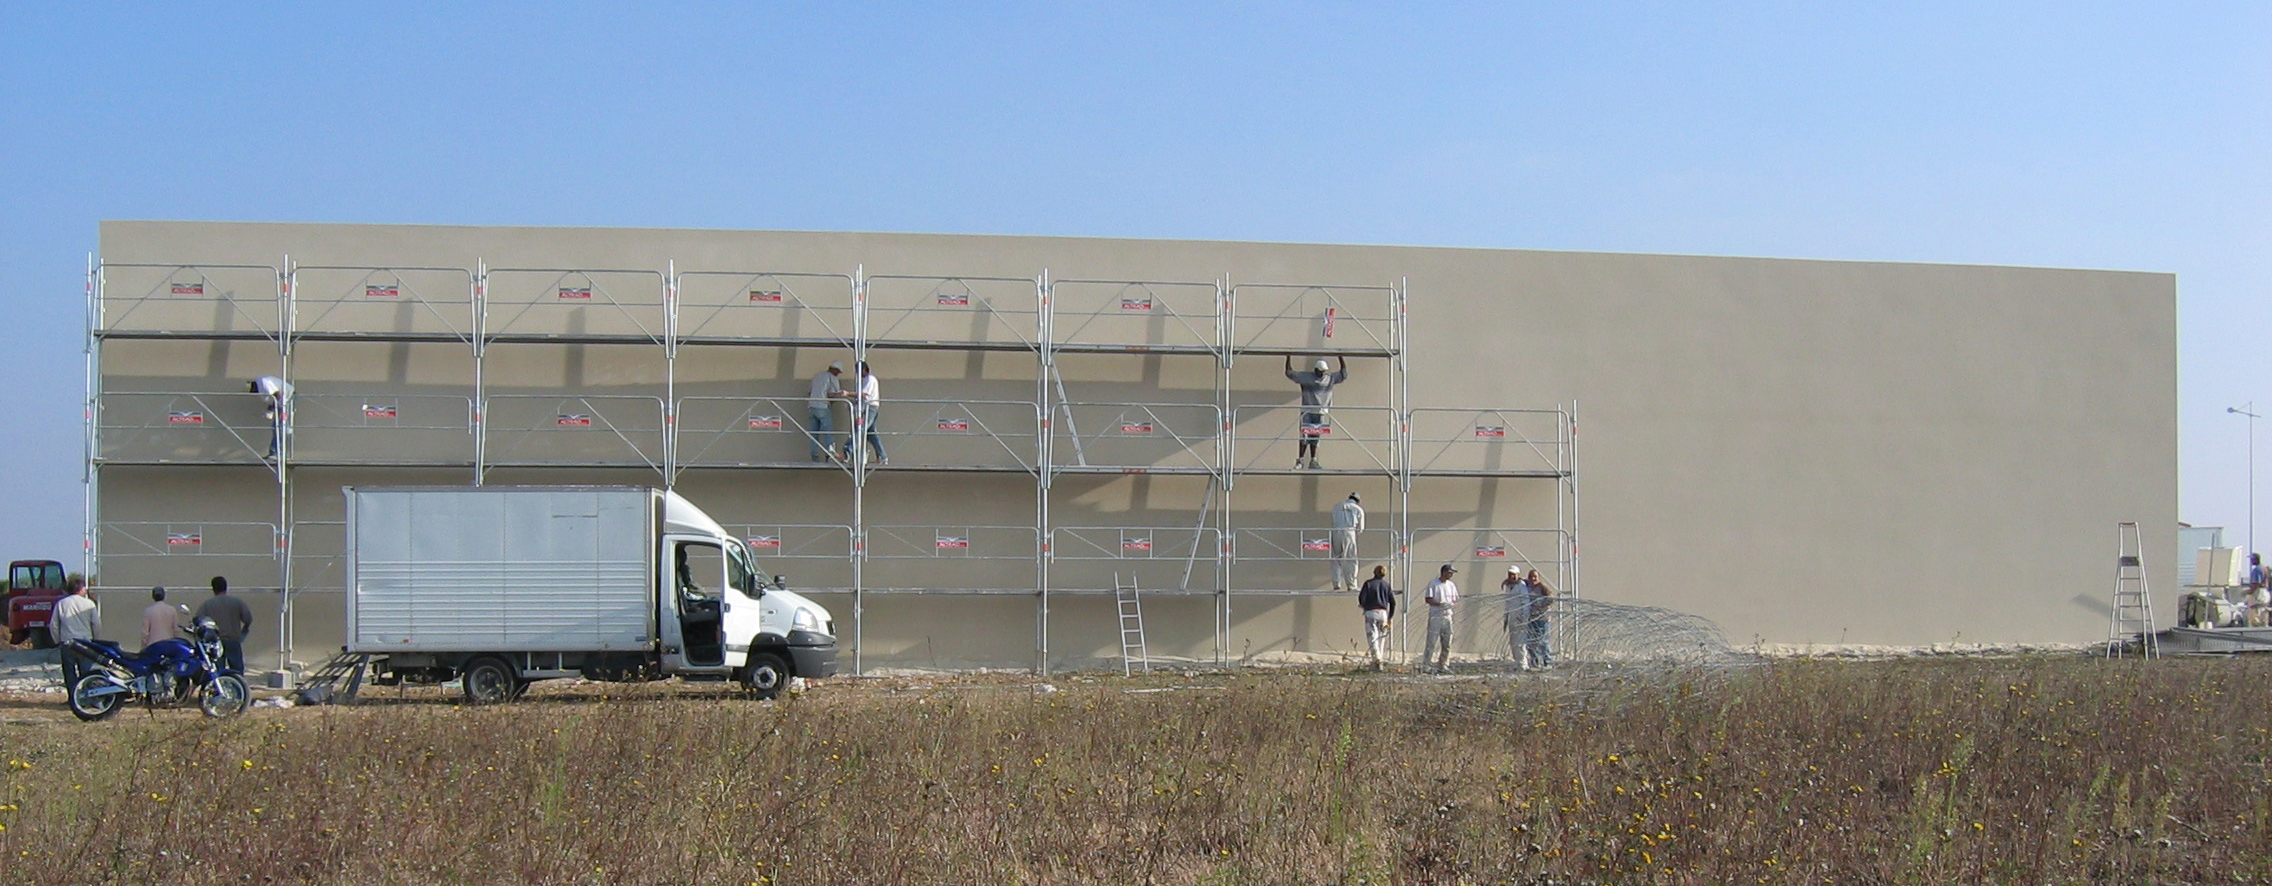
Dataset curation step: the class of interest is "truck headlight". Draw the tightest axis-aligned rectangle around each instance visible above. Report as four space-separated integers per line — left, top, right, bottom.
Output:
792 607 819 632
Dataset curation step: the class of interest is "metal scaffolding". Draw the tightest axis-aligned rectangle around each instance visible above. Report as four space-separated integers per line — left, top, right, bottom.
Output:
86 255 1579 674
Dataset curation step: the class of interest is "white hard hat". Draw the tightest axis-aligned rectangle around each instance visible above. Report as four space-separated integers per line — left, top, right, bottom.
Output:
828 361 843 371
1313 359 1329 371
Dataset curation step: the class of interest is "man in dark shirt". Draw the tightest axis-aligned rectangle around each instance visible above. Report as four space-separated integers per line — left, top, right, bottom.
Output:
1357 565 1395 671
195 576 254 675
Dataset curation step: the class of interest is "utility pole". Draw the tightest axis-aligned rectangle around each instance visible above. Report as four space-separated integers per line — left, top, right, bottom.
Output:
2231 404 2259 556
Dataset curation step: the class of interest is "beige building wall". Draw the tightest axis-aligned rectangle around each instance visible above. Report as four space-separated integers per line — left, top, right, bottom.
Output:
89 221 2177 669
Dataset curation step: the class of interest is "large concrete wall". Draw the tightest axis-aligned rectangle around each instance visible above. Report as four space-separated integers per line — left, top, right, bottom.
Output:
89 221 2177 668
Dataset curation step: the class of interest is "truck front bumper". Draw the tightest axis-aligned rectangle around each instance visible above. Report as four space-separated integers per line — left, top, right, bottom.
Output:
786 630 838 678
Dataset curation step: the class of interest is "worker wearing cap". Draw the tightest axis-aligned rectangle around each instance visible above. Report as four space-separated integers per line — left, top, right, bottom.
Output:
1421 564 1459 673
1357 564 1395 671
248 375 291 460
807 361 845 462
1329 492 1364 590
840 361 886 465
1284 356 1349 469
1501 566 1529 666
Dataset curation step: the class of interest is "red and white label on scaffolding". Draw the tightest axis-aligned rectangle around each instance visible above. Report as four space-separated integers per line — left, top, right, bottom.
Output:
935 535 971 550
365 284 401 299
1120 296 1153 312
1301 537 1332 552
166 532 203 547
1322 306 1336 338
1299 423 1331 437
1474 545 1506 558
747 415 783 430
556 414 592 427
937 417 970 432
936 291 970 307
170 282 205 296
167 411 204 425
1474 426 1506 438
1122 537 1152 551
1119 420 1154 435
363 404 399 419
746 535 782 550
748 289 784 303
557 286 592 300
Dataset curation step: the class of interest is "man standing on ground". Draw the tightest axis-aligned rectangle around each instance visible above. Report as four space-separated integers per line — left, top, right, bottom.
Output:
1523 569 1555 670
141 586 179 649
1421 564 1459 674
1329 493 1364 590
1501 566 1530 667
51 577 97 690
1284 356 1348 470
807 361 845 462
841 361 887 465
248 375 292 459
196 576 253 675
1357 564 1395 671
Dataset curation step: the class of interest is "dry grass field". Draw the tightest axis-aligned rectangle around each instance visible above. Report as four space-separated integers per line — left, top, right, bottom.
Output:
0 656 2266 885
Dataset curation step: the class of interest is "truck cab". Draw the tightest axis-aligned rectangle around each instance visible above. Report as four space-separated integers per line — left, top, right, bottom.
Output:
659 494 836 692
6 560 68 647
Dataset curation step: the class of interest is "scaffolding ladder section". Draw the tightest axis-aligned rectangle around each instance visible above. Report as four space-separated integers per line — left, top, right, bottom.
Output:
2107 521 2158 659
1116 573 1150 676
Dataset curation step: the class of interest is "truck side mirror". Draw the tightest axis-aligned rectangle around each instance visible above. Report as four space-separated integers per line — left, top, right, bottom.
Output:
773 575 788 589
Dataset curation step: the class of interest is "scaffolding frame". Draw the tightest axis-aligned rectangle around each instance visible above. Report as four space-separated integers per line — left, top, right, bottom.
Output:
87 255 1580 675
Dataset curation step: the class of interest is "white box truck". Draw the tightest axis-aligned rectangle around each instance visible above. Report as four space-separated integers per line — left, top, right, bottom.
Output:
345 485 837 702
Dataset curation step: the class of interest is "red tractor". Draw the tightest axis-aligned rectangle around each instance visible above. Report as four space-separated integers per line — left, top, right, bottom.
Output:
6 560 70 647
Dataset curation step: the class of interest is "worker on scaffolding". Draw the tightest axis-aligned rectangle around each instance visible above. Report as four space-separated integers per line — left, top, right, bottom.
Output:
840 361 887 465
1329 493 1364 590
248 375 291 460
807 361 845 462
1284 356 1349 470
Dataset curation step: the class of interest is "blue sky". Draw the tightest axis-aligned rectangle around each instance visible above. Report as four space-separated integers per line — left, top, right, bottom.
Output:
3 3 2267 562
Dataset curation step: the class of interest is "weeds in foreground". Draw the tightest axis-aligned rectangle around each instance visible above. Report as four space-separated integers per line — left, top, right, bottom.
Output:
0 657 2267 884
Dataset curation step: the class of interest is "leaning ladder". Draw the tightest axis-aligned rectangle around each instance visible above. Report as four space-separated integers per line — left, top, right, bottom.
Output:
2107 522 2159 659
1116 573 1150 676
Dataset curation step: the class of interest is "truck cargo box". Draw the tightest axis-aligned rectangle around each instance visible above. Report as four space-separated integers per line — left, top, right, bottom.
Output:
346 486 657 654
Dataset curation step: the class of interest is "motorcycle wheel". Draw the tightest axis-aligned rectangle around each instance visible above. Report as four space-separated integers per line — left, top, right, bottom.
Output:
68 674 123 722
200 674 250 719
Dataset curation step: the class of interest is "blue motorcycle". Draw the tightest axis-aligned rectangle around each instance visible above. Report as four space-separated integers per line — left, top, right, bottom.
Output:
65 615 250 721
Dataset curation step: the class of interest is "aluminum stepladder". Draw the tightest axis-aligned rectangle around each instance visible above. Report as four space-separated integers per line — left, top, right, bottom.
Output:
1115 572 1150 676
2107 522 2159 659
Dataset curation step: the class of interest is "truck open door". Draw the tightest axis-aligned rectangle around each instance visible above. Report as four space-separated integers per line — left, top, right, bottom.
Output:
661 538 730 673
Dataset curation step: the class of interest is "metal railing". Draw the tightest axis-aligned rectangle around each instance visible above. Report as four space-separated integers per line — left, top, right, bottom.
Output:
482 267 667 344
96 391 279 464
480 394 667 472
1229 404 1400 474
96 263 282 340
1407 407 1571 476
288 266 475 342
1229 282 1396 355
1049 279 1220 353
862 274 1042 351
1050 401 1221 472
289 393 476 464
674 270 857 345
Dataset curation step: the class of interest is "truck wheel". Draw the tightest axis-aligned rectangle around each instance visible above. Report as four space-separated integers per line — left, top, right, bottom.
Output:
460 657 520 705
741 652 790 700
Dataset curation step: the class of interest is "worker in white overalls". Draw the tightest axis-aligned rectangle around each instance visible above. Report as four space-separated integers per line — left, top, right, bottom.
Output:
1330 492 1364 591
249 375 292 460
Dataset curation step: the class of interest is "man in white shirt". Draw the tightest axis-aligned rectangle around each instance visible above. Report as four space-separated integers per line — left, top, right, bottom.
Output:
807 361 845 462
50 577 98 689
840 361 886 465
1329 493 1364 590
248 375 292 459
1421 564 1459 673
141 586 180 649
